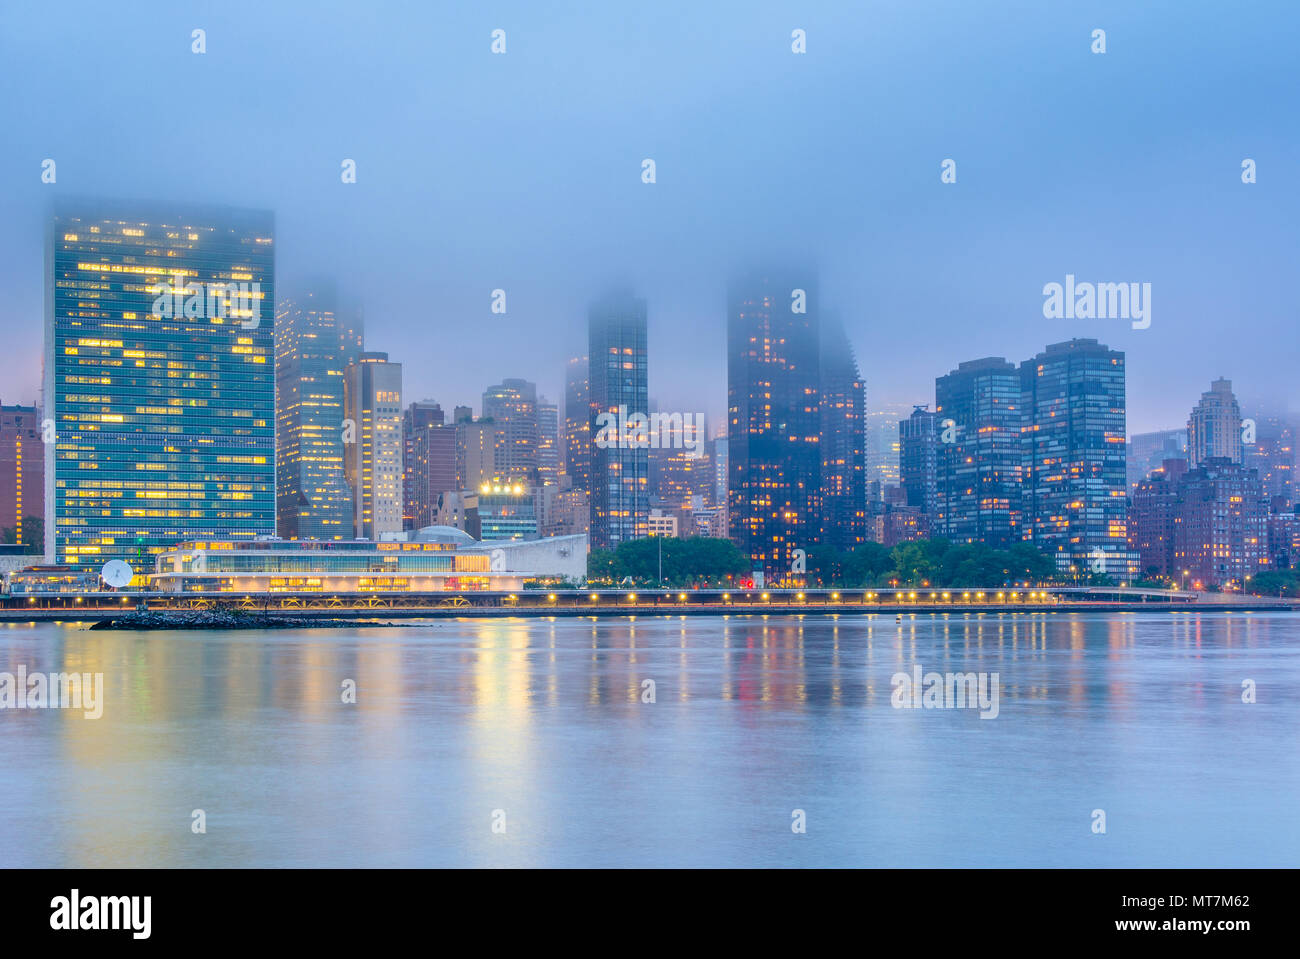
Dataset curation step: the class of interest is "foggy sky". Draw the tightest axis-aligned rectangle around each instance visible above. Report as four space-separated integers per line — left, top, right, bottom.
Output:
1 0 1297 433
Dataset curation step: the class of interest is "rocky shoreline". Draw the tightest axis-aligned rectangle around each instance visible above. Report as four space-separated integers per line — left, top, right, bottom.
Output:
87 609 395 630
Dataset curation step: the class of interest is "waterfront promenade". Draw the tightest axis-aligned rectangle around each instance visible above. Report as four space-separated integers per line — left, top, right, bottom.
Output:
2 587 1293 621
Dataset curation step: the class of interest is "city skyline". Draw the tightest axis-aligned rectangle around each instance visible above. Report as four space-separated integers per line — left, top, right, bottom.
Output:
10 196 1296 589
2 1 1297 434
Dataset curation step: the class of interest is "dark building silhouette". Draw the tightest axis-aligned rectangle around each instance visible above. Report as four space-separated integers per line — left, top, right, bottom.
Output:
727 271 821 582
899 405 939 518
819 317 867 552
588 291 648 549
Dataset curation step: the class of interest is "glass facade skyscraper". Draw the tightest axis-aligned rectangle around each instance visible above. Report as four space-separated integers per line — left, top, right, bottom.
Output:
727 271 821 581
819 317 867 552
275 290 361 540
898 405 939 518
588 291 648 549
44 200 275 570
1020 338 1129 570
481 378 539 485
934 357 1022 548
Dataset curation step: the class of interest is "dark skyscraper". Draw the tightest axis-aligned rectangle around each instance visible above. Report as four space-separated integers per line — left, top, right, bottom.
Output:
401 400 446 530
45 200 275 568
563 355 590 496
819 317 866 552
562 355 591 545
276 289 361 540
898 405 939 518
934 357 1022 548
1020 338 1130 574
727 271 821 582
588 291 648 549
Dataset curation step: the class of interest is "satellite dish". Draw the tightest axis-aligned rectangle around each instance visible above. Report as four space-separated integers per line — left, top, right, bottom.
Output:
101 559 134 589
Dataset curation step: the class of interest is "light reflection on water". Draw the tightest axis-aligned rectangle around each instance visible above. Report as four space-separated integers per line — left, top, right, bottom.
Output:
0 611 1296 867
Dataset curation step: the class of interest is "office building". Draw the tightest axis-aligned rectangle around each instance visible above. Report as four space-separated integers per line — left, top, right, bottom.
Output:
819 317 867 551
404 401 457 531
482 378 540 485
0 401 44 551
588 290 649 548
1020 338 1131 574
45 200 275 569
934 357 1022 548
275 290 361 540
537 396 560 486
344 352 403 539
898 405 939 518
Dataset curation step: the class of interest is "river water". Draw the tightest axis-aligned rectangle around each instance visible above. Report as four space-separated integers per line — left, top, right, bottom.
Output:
1 611 1296 867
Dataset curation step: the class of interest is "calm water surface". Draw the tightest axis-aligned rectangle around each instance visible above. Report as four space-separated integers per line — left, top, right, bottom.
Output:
1 611 1297 867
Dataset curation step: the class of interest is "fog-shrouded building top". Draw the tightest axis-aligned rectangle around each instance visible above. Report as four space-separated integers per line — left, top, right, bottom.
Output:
819 316 867 551
727 271 821 580
45 198 275 570
588 290 648 549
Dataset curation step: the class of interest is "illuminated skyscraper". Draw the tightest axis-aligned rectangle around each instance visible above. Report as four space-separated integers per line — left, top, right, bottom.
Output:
727 271 821 581
1020 338 1130 573
275 290 361 540
482 378 539 485
934 357 1022 548
588 290 648 549
344 352 403 539
44 200 275 570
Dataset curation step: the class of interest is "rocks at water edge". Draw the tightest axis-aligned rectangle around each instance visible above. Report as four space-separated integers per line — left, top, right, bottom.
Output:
87 609 381 630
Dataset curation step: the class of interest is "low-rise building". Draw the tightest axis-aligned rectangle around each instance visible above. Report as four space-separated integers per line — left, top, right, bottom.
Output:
150 526 585 594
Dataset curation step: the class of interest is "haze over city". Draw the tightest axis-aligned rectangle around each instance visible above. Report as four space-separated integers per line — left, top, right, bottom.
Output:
2 0 1296 431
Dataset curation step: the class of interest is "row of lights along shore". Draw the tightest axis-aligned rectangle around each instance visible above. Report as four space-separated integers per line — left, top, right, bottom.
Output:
497 590 1057 603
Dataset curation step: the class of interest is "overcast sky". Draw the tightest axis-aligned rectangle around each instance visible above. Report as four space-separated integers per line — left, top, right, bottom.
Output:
1 0 1296 432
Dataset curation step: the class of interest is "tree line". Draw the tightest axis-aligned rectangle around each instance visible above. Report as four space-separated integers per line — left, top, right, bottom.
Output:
581 537 1066 588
